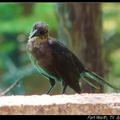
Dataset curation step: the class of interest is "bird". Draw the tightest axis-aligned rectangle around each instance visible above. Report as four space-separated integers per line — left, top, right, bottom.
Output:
26 21 120 94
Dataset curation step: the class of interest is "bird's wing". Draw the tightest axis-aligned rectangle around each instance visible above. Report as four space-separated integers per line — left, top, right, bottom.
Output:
71 53 100 89
49 39 81 93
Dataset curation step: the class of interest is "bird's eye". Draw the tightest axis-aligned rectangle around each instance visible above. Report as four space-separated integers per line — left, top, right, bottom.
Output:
40 31 45 34
40 30 48 34
45 30 48 33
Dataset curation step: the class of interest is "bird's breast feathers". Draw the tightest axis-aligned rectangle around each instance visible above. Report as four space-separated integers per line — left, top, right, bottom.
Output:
26 37 56 76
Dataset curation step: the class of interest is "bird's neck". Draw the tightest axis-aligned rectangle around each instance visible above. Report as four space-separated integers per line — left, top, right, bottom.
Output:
28 36 48 45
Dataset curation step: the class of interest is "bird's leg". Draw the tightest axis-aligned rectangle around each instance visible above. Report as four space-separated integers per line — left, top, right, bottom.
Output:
46 78 55 94
62 81 67 94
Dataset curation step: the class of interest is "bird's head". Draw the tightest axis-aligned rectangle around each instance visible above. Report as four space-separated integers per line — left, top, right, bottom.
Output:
29 22 49 39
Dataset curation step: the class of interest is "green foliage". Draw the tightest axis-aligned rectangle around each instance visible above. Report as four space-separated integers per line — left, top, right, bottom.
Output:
102 3 120 90
0 41 16 54
0 3 58 34
102 3 120 33
110 50 120 76
0 3 22 21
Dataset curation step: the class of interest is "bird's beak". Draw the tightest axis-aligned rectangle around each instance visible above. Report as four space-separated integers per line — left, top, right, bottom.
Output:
29 29 39 39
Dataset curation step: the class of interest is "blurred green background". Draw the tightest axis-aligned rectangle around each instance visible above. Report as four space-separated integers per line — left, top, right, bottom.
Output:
0 3 120 95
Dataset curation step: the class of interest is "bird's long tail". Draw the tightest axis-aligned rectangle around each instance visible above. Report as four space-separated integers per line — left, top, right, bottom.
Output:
80 69 120 92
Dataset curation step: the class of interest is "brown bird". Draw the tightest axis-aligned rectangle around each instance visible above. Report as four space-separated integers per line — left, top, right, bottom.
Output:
26 21 120 94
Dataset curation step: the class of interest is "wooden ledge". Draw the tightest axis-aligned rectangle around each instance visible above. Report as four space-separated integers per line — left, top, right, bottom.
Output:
0 93 120 115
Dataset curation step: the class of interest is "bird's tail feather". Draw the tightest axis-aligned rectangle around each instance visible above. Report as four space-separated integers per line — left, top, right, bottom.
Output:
81 70 120 92
82 77 100 89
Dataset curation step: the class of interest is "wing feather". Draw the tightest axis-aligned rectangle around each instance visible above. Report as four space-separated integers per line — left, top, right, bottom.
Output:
49 39 81 93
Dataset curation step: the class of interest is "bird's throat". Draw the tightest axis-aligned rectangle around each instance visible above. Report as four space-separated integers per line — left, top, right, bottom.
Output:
28 36 47 45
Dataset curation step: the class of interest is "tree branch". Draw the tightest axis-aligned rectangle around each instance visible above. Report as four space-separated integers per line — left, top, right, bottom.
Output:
0 76 23 96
